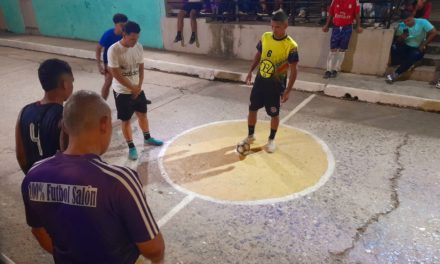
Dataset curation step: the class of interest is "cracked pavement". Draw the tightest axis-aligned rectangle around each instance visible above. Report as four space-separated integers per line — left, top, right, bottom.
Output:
1 47 440 263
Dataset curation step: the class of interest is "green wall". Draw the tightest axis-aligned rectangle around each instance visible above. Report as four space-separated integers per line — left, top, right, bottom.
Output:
0 0 25 33
32 0 165 48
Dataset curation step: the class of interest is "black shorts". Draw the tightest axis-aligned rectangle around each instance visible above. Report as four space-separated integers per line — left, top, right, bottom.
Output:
249 75 286 117
183 2 203 14
113 90 148 121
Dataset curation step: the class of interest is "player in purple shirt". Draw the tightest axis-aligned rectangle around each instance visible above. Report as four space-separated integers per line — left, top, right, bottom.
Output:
21 90 165 264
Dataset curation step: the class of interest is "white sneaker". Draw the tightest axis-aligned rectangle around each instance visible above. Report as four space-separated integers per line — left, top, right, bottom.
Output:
436 81 440 89
267 139 276 153
243 134 255 144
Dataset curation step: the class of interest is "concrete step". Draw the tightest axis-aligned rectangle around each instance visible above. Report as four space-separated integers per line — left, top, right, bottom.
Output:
404 66 438 82
427 42 440 54
422 54 440 68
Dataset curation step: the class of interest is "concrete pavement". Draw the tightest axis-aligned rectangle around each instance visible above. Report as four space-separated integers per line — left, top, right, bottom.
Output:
1 33 440 112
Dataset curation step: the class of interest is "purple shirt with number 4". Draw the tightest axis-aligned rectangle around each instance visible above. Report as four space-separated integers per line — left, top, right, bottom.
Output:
21 152 159 264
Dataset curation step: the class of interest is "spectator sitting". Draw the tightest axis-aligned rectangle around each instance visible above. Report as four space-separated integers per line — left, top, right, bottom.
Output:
21 90 165 263
258 0 283 16
386 11 437 83
174 0 204 45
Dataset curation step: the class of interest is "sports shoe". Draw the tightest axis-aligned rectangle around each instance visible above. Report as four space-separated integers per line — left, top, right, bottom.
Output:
128 147 138 160
243 134 256 144
174 34 182 43
436 80 440 89
323 71 332 79
330 70 338 78
386 73 398 84
272 8 283 15
189 33 197 45
145 137 163 146
238 11 248 16
146 98 152 104
267 139 276 153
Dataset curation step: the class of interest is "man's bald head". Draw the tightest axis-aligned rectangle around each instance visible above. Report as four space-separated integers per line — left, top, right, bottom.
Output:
63 90 111 136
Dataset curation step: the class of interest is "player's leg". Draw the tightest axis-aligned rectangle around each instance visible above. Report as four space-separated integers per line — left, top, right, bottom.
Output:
332 26 353 78
101 67 113 100
133 91 163 146
245 79 265 143
324 27 340 79
189 9 198 44
114 91 138 160
263 81 282 153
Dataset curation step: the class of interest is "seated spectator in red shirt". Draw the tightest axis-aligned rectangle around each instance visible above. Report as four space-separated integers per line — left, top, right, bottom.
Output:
414 0 432 19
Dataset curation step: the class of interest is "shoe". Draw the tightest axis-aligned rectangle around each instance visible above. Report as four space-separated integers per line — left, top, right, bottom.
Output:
272 8 283 15
174 34 182 43
323 71 332 79
436 81 440 89
243 134 256 144
145 137 163 146
330 70 338 78
189 33 197 45
238 11 248 16
128 147 138 160
267 139 276 153
146 98 152 104
386 73 398 84
257 12 269 16
200 9 212 15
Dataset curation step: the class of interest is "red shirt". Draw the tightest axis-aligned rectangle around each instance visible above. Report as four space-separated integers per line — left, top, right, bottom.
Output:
329 0 360 27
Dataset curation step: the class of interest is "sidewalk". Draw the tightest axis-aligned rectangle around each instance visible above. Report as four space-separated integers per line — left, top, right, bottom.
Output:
1 33 440 112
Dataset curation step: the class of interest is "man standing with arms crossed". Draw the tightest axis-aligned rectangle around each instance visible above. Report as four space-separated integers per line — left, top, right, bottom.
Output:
21 90 165 263
108 21 163 160
244 10 299 153
322 0 363 79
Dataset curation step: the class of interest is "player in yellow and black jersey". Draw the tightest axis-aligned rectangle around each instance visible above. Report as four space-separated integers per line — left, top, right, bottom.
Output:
242 10 299 153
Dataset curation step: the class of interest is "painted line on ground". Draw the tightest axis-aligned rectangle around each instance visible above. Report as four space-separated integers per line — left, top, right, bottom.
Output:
157 195 195 228
281 94 315 124
0 253 16 264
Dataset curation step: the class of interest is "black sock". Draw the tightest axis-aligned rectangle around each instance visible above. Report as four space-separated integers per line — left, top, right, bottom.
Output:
191 32 196 36
248 125 255 136
269 129 277 140
127 140 135 149
144 132 151 140
176 31 182 37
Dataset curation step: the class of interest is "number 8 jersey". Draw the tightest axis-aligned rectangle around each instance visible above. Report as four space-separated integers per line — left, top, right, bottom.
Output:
257 32 299 82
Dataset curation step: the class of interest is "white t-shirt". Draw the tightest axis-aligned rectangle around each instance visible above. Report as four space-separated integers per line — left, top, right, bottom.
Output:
108 41 144 94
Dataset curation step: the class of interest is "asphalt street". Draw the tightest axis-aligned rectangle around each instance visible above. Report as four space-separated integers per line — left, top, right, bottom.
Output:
1 47 440 264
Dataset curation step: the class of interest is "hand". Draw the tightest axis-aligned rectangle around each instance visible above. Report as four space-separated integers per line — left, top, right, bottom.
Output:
419 44 427 52
281 90 290 103
98 64 105 75
131 85 142 99
322 26 329 33
356 26 363 34
245 72 253 85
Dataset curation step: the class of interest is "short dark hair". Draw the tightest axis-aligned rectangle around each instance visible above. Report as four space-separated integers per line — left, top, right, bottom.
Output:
272 10 288 22
123 21 141 35
113 13 128 24
400 10 414 20
38 59 72 92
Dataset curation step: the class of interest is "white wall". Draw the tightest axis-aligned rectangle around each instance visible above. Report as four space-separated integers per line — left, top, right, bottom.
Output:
162 17 394 76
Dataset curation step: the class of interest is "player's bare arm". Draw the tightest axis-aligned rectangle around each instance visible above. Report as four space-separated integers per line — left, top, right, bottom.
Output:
322 15 333 32
136 232 165 263
95 44 105 74
15 110 27 173
108 67 137 93
355 14 363 33
246 51 262 85
136 63 145 96
282 62 298 103
32 227 53 254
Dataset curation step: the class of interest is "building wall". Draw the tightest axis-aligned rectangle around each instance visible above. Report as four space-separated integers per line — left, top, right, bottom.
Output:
0 0 25 33
31 0 165 48
162 17 394 75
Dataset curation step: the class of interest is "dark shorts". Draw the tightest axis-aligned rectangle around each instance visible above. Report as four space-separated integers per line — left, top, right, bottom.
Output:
330 25 353 50
183 2 203 14
113 90 148 121
249 75 285 117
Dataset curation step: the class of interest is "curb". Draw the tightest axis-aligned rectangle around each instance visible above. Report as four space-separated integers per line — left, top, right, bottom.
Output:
2 38 440 112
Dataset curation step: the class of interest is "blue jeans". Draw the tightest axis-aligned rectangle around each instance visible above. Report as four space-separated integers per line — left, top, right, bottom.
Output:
391 43 424 75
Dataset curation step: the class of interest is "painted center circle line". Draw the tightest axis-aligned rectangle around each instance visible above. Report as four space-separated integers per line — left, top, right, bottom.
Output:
158 120 335 205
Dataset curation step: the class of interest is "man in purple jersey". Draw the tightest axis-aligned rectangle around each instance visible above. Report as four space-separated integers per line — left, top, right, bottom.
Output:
21 91 165 264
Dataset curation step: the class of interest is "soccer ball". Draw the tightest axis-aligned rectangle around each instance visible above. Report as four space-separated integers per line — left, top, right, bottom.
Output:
236 141 250 155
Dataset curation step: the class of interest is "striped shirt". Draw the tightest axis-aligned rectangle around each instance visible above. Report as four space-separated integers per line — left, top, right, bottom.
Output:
21 152 159 264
